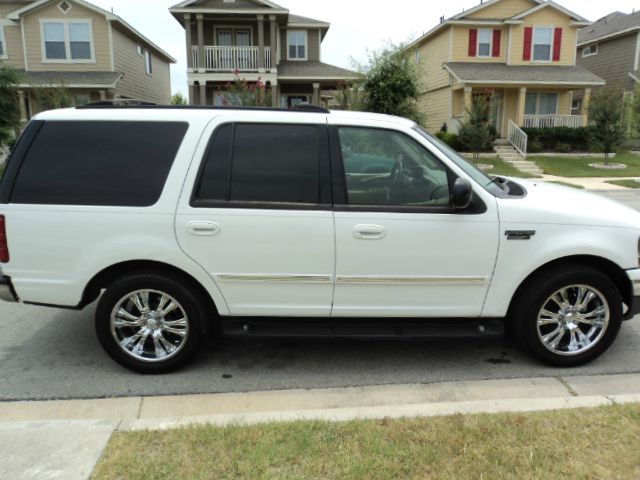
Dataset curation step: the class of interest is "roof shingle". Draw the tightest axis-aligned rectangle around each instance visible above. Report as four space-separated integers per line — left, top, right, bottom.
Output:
578 11 640 45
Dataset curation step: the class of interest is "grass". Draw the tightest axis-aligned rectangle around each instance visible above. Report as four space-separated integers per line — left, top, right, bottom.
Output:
546 181 585 189
93 404 640 480
466 156 540 178
606 179 640 189
532 152 640 177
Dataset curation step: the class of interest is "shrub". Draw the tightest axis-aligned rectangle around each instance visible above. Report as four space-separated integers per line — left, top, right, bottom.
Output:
436 131 463 151
522 126 593 152
555 142 572 153
528 140 543 153
589 90 625 163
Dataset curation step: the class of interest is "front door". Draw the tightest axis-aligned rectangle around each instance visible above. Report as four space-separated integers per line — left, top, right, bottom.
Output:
176 119 335 317
330 125 500 317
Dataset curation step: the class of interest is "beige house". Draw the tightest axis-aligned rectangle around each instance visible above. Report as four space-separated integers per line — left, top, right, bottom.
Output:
168 0 359 108
407 0 605 137
0 0 175 121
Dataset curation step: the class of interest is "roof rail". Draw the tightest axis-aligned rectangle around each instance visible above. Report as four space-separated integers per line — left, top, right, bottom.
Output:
76 99 158 109
74 103 332 114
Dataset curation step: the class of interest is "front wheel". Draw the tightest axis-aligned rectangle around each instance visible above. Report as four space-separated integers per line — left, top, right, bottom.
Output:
95 272 205 373
512 266 623 367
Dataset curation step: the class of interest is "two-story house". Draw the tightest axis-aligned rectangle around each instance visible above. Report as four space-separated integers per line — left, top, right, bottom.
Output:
169 0 359 108
577 10 640 103
0 0 175 121
407 0 605 138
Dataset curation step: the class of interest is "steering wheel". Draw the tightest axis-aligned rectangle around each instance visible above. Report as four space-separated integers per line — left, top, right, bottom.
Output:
429 183 450 202
386 157 406 201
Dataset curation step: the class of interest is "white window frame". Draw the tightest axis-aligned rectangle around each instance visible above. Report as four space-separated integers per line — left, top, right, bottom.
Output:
287 30 307 61
136 44 144 57
532 26 554 63
144 49 152 76
582 44 598 57
40 19 95 64
0 27 7 60
525 92 558 116
213 26 253 46
477 28 493 58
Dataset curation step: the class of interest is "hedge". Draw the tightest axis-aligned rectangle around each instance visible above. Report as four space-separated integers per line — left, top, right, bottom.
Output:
522 126 595 153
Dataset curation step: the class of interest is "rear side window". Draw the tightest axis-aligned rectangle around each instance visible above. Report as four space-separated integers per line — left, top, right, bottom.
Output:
11 121 188 207
195 123 323 205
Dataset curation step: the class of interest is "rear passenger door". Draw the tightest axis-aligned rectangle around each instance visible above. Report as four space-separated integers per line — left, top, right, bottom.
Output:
175 117 335 317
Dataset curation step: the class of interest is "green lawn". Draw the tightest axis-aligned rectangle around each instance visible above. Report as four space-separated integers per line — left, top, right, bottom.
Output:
532 153 640 177
93 404 640 480
606 179 640 189
467 156 540 179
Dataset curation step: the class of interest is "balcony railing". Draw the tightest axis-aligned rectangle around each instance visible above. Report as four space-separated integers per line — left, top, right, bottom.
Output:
523 115 584 129
191 46 272 72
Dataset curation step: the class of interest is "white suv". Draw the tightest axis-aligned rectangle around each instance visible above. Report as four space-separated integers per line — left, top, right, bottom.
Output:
1 105 639 373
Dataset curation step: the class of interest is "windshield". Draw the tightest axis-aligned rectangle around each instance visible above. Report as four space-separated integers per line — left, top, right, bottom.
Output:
412 124 506 196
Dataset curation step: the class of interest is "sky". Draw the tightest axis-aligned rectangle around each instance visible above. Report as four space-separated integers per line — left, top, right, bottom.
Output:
88 0 640 95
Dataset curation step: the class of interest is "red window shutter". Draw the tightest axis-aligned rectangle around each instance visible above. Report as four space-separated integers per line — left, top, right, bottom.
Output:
553 28 563 61
492 30 501 57
523 27 533 60
468 29 477 57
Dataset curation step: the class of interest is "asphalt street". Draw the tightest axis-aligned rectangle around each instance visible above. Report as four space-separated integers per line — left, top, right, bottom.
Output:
1 190 639 401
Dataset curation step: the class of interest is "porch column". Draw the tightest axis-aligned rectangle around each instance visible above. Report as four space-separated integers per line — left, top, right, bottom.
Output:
257 15 265 72
271 81 278 108
463 86 473 113
188 83 195 105
583 87 592 125
269 15 277 69
516 87 527 127
196 14 204 73
312 83 320 106
99 90 107 101
199 83 207 106
17 90 26 123
184 14 193 69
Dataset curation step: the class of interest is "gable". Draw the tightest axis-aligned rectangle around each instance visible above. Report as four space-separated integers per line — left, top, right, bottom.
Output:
460 0 540 20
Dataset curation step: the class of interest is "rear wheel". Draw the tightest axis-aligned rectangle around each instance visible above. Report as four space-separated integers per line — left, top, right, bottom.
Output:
513 266 623 367
95 272 206 373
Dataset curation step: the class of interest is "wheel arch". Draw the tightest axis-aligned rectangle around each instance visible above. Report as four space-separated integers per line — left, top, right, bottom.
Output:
506 255 632 320
80 260 220 319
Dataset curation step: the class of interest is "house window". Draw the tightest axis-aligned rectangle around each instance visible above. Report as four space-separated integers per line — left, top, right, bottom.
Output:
532 27 553 61
287 30 307 60
42 20 93 61
0 27 6 59
582 44 598 57
57 1 72 14
525 92 558 115
144 50 153 75
136 44 144 56
477 29 492 57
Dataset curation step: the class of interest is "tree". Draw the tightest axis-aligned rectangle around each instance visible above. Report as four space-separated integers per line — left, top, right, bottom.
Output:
32 84 73 111
218 73 271 107
588 90 624 164
457 93 495 164
357 46 423 123
0 64 23 146
171 92 187 105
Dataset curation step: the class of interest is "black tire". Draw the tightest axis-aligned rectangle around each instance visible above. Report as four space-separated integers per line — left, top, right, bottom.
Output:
95 272 207 374
512 265 623 367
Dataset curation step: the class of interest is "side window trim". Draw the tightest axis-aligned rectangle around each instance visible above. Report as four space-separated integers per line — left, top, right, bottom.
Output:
329 125 458 214
191 122 333 210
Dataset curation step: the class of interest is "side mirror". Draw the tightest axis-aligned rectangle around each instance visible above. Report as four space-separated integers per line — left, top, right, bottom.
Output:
452 178 473 210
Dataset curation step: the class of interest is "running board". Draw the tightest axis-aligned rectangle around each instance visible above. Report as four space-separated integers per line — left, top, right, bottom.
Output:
222 318 504 339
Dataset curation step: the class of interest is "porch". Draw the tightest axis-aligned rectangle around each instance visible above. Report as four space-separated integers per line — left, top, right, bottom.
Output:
191 46 273 72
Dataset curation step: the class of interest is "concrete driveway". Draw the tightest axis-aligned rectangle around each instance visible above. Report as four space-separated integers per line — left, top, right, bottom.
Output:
0 190 639 401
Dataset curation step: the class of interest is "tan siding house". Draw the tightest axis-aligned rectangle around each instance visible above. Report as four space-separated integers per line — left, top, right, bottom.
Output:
169 0 359 108
0 0 175 120
407 0 605 136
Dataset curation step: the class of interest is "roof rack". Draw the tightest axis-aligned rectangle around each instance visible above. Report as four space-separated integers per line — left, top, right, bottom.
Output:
75 102 331 114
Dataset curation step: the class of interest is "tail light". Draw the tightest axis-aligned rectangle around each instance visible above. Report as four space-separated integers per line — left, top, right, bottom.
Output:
0 215 9 263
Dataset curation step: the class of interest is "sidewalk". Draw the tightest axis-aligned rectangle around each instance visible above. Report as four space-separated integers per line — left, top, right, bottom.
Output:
2 373 640 479
539 174 636 190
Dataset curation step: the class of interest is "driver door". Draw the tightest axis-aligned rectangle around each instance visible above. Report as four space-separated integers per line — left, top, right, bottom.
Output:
330 125 500 317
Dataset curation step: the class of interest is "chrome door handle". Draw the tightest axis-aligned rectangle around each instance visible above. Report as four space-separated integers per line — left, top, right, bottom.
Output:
353 224 387 240
187 221 221 236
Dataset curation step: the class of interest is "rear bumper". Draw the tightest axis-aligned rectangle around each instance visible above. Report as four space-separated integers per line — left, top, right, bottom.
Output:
0 275 18 303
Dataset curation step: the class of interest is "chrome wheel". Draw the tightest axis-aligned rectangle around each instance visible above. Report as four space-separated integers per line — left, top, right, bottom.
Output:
537 285 610 357
110 289 190 363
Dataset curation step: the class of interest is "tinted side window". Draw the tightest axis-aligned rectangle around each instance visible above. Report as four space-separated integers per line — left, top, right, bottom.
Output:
195 124 322 205
11 121 188 207
339 127 451 207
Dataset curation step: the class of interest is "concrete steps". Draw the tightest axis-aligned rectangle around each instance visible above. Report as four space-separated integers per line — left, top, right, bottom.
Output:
494 141 543 176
